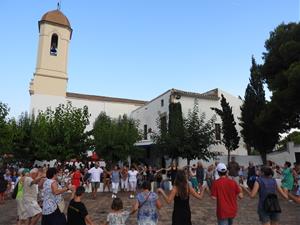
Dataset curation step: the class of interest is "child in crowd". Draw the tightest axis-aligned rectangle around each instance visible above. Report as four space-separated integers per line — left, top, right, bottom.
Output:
105 197 132 225
67 186 96 225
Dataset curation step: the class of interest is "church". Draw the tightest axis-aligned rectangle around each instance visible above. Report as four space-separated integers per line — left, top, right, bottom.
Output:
29 9 247 160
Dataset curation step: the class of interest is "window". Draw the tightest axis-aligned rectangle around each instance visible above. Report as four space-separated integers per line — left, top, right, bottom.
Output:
160 115 167 135
50 34 58 56
215 123 221 141
161 99 164 107
144 124 148 140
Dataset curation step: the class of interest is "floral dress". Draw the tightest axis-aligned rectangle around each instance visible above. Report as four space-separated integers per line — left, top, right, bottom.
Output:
106 211 130 225
136 191 159 225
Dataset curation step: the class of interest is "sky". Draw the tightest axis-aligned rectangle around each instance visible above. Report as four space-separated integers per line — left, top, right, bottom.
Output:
0 0 299 117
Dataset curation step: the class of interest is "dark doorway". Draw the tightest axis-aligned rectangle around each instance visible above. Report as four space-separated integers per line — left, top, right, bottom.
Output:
295 153 300 164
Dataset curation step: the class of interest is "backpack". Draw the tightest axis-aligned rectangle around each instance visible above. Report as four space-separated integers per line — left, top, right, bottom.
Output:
11 182 19 199
263 193 281 213
260 178 281 213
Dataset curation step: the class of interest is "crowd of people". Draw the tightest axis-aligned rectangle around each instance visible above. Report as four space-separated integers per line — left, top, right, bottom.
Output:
0 157 300 225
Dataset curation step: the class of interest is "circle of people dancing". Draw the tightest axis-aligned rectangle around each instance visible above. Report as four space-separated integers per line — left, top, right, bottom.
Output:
1 157 300 225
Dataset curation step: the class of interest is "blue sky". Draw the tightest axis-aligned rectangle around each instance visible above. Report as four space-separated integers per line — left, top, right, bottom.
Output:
0 0 299 117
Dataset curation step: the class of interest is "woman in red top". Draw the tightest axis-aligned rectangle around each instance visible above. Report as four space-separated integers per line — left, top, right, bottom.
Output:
71 168 82 189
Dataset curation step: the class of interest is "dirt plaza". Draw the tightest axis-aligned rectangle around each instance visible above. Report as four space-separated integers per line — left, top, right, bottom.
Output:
0 192 299 225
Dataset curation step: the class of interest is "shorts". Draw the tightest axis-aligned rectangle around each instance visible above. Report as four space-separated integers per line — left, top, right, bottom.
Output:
91 182 100 189
129 180 137 191
258 209 280 224
23 198 42 218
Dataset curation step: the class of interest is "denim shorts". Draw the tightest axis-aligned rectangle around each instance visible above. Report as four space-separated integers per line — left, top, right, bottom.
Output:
258 209 280 224
91 182 100 189
218 218 233 225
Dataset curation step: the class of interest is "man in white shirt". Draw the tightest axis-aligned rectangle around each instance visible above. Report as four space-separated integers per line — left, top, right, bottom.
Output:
88 163 103 199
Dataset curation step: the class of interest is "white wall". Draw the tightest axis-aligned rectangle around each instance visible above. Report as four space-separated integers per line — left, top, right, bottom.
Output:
131 90 171 140
177 142 300 167
267 142 300 165
131 88 247 156
30 94 142 130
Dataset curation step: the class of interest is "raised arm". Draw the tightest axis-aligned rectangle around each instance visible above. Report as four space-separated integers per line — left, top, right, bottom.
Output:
31 173 45 185
276 184 288 200
238 186 243 199
189 185 206 200
288 192 300 204
51 181 70 195
157 187 177 204
241 181 259 198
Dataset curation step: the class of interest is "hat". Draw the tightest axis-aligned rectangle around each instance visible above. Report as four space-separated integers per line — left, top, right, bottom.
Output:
216 163 227 172
23 168 30 174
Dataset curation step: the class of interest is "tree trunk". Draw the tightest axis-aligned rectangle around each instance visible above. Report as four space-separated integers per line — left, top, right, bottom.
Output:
227 150 230 165
246 144 252 155
260 151 267 165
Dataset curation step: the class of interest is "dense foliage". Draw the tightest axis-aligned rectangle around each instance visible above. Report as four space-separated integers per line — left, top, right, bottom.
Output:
0 101 90 161
93 113 141 163
240 58 279 163
183 100 219 164
154 101 218 163
261 22 300 131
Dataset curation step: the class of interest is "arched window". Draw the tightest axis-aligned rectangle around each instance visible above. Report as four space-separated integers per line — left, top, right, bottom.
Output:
50 34 58 56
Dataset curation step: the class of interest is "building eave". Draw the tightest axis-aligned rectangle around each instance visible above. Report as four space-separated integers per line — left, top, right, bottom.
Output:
66 92 147 106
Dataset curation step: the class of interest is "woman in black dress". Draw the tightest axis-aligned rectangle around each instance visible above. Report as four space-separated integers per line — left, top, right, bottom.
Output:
158 170 206 225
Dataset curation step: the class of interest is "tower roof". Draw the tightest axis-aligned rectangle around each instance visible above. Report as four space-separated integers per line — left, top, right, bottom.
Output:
39 10 71 30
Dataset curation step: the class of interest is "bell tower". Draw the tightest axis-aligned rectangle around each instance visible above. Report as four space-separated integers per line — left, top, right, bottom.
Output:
29 9 72 97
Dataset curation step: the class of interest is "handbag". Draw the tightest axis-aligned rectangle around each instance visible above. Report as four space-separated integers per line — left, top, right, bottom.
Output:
11 182 19 199
57 199 65 213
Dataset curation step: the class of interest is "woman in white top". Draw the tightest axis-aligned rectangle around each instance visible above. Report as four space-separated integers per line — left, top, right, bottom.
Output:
128 166 139 199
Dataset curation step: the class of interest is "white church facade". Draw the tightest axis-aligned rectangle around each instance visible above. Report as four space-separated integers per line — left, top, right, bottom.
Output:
29 9 247 158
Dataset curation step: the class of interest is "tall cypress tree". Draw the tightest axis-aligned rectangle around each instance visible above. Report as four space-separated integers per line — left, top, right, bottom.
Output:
168 102 185 160
212 95 240 164
240 57 265 154
240 57 280 163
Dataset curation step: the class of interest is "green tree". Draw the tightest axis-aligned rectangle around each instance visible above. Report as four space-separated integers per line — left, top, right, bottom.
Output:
11 102 90 161
261 22 300 130
184 99 219 165
10 112 36 160
212 95 240 164
253 103 281 163
0 102 13 155
167 102 185 160
43 102 90 160
239 57 280 163
93 113 141 163
240 57 265 154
